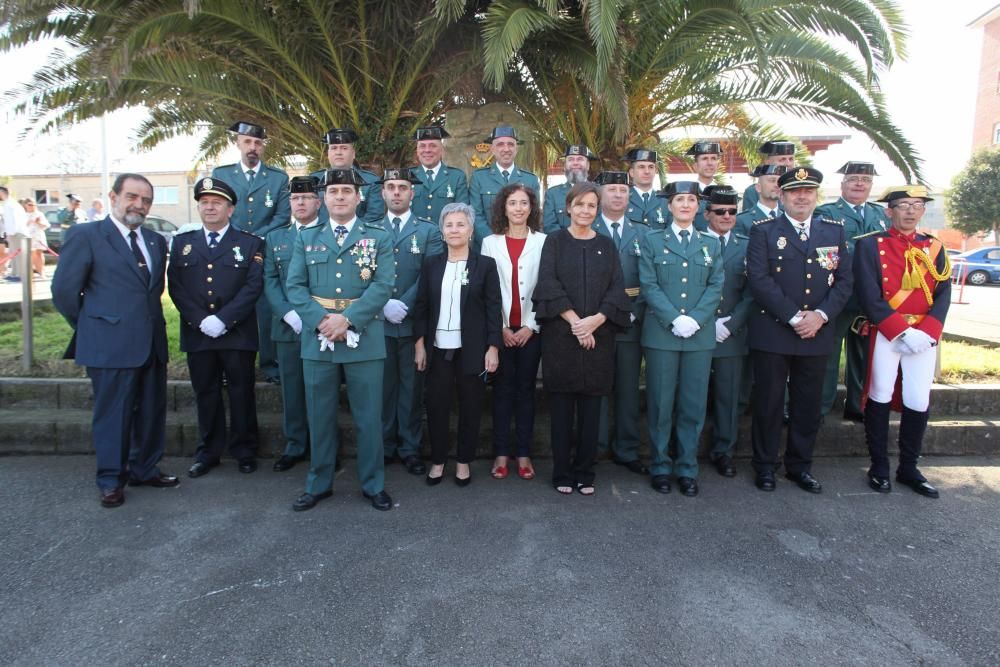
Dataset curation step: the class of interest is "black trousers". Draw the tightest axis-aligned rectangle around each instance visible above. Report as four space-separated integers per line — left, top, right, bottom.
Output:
751 350 827 475
549 392 602 487
425 347 485 465
492 334 542 457
187 349 259 463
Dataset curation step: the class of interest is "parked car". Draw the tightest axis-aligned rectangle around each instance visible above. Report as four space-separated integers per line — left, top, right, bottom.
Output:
43 214 178 253
952 247 1000 286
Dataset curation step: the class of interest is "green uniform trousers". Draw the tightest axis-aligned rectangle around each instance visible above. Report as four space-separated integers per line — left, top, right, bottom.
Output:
303 358 385 496
709 355 745 460
597 340 643 462
821 309 865 415
382 335 424 459
646 348 713 478
275 340 309 458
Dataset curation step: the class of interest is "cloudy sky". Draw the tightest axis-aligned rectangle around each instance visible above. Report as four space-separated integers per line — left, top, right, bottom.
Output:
0 2 996 192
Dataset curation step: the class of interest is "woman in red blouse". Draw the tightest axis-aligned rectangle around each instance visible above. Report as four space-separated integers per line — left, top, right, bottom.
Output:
481 184 547 480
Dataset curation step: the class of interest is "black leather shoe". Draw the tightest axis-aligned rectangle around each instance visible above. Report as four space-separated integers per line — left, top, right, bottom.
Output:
897 476 939 499
187 461 217 478
677 477 699 497
868 475 891 493
786 471 823 494
843 409 865 424
455 474 472 487
100 486 125 508
755 472 776 492
402 455 427 476
364 490 393 511
712 456 736 478
273 455 305 472
650 475 671 494
426 473 443 486
292 490 332 511
238 459 258 474
128 474 180 488
613 458 649 475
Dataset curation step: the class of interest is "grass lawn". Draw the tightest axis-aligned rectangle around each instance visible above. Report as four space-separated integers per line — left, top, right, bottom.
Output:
2 300 1000 383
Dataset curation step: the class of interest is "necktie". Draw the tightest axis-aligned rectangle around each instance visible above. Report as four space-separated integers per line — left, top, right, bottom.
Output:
501 170 510 183
335 225 348 246
768 209 777 220
797 224 808 242
425 169 434 186
128 230 150 280
611 222 622 249
246 169 255 186
854 204 864 218
642 192 650 206
719 234 726 254
392 216 402 236
679 229 689 249
208 231 219 248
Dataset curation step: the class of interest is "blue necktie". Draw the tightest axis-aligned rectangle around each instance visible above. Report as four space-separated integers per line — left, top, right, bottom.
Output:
208 231 219 248
335 225 348 246
612 222 622 249
679 229 689 249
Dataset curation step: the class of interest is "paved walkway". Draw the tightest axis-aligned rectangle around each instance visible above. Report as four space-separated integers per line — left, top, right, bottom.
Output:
1 455 998 665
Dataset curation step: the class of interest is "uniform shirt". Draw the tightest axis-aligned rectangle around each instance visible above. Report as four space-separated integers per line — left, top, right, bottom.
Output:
435 259 466 349
420 163 441 182
601 214 626 240
242 162 260 180
110 215 152 269
670 222 694 243
204 224 230 248
756 201 779 219
388 211 413 236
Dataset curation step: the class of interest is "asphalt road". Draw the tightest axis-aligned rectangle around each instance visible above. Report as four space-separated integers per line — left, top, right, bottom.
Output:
1 455 998 666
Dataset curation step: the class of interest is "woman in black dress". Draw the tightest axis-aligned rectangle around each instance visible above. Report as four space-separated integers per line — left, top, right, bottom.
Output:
532 182 631 495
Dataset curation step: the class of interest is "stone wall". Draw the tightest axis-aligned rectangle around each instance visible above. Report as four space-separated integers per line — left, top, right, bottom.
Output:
444 104 537 179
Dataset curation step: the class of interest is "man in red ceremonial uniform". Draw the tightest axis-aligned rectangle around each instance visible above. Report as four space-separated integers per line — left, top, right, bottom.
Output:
854 185 950 498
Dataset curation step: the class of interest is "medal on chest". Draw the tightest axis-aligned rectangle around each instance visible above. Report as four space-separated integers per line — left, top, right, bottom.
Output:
350 238 378 281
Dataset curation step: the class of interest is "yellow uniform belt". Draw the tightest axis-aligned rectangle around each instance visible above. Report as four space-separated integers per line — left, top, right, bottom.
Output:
311 296 358 311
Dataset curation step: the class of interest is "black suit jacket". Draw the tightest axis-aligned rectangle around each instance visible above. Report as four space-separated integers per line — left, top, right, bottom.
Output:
746 213 853 356
168 227 265 353
413 251 503 375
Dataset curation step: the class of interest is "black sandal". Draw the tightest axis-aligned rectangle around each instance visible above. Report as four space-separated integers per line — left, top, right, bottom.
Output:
577 483 595 496
555 484 574 495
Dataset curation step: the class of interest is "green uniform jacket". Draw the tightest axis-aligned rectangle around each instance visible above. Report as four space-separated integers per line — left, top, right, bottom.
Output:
310 167 386 225
593 217 648 343
409 164 469 225
263 221 315 343
626 187 672 230
469 164 540 245
712 232 753 358
212 163 291 239
384 214 443 338
742 183 759 212
735 204 772 237
285 220 395 362
639 228 724 352
542 182 572 234
815 198 890 246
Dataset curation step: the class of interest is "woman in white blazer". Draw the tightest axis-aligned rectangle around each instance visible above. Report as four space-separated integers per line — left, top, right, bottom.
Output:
481 183 546 481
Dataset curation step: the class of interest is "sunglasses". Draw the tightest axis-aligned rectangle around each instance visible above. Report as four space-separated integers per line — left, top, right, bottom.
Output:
709 208 737 216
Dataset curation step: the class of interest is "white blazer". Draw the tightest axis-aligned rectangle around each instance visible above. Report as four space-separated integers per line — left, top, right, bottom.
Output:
480 230 546 333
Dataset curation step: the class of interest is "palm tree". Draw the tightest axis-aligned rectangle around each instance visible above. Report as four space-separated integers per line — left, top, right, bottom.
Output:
1 0 483 169
440 0 922 180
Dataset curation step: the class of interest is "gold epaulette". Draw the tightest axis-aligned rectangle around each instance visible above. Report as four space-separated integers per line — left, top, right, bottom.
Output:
818 217 843 226
852 230 883 241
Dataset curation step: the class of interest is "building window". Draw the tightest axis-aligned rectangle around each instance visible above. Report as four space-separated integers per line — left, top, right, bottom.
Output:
154 186 179 205
995 122 1000 145
34 190 60 204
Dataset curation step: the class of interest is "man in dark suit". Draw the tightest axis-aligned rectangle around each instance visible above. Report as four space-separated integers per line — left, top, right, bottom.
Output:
52 173 176 508
746 167 853 493
212 121 290 384
169 177 265 478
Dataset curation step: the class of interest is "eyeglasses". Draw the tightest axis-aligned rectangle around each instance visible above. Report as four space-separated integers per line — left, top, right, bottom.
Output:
709 208 737 216
844 176 873 184
890 202 926 212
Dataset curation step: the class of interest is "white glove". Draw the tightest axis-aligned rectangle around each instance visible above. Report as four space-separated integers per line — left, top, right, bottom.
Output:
345 330 361 348
671 314 700 338
901 328 935 355
282 310 303 335
199 315 227 338
382 299 408 324
715 316 732 343
318 333 335 352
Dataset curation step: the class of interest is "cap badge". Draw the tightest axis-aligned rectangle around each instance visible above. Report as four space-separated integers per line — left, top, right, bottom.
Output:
203 178 214 190
795 169 808 181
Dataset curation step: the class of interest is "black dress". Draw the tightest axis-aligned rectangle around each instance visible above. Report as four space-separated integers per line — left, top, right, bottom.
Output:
532 229 631 395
